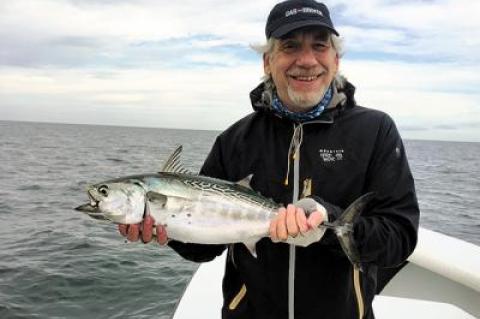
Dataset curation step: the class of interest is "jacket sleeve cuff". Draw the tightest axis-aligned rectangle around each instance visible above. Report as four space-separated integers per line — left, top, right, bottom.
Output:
168 240 226 263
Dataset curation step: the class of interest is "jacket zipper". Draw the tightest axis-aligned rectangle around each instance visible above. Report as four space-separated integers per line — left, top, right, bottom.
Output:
288 123 304 319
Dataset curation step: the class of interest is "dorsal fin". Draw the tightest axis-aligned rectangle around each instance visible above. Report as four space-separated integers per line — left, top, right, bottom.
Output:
159 145 194 175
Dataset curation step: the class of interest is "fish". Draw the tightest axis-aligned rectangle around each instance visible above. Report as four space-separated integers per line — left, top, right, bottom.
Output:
75 145 375 270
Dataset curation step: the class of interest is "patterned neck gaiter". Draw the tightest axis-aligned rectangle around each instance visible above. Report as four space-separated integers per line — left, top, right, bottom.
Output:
271 85 333 122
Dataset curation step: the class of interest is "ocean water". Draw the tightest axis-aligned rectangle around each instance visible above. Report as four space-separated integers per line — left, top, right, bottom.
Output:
0 120 478 319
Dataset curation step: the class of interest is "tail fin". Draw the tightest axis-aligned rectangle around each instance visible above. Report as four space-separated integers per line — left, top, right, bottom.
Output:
326 192 376 271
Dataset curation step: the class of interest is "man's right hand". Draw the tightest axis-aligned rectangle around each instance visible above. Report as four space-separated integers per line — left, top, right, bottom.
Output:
118 215 169 245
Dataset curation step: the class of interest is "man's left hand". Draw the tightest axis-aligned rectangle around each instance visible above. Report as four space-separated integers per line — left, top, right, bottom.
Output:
269 203 326 242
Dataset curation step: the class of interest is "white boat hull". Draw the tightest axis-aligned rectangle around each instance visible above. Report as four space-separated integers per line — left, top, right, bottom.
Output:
172 227 480 319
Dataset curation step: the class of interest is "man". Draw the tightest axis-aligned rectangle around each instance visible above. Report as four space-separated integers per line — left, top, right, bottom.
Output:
120 1 420 318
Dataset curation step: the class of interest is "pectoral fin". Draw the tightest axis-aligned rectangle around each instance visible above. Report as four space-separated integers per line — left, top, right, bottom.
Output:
146 191 168 206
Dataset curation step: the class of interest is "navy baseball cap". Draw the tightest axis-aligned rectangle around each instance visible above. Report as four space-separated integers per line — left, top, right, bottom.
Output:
266 0 339 39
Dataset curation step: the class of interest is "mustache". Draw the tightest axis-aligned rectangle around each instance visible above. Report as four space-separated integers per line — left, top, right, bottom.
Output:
287 67 326 77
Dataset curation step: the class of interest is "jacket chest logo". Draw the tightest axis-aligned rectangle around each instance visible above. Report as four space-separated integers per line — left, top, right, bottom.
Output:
319 148 344 163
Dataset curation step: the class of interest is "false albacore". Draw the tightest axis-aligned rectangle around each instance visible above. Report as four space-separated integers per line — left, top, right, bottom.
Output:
75 146 374 270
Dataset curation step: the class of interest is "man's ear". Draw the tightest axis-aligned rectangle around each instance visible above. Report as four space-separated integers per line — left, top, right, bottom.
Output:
263 53 271 75
333 52 339 74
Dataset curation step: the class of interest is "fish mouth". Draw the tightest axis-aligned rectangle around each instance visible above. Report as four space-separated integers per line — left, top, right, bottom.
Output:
74 189 107 220
74 203 107 220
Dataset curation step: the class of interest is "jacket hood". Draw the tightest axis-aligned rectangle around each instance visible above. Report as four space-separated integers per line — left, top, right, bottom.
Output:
249 75 357 114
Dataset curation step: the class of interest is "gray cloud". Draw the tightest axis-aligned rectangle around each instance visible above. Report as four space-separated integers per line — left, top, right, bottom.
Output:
402 121 480 132
65 0 145 6
0 31 254 69
48 36 101 48
399 125 429 131
434 124 459 130
0 33 108 67
462 121 480 129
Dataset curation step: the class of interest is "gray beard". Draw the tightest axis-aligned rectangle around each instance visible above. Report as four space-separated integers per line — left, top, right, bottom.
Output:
286 85 328 112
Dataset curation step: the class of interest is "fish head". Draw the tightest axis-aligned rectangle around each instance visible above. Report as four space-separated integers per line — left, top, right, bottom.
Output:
75 181 146 224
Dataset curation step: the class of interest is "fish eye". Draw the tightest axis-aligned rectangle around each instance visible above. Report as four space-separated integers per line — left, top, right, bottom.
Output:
98 185 109 196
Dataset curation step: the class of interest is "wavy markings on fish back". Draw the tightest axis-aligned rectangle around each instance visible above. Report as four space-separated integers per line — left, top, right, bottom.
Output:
173 173 279 211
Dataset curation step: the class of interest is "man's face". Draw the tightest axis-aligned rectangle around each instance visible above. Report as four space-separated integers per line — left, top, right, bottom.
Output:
264 28 339 112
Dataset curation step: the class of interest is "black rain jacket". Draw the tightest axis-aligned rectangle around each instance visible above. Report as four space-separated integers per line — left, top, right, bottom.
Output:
169 80 420 319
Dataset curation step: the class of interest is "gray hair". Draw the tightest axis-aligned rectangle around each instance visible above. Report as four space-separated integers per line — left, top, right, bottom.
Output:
251 33 344 57
250 32 346 104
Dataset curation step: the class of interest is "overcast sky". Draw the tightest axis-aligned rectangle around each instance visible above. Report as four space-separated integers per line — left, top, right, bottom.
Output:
0 0 479 142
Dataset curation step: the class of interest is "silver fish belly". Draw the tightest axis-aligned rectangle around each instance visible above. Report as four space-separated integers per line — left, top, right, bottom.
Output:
145 174 278 245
